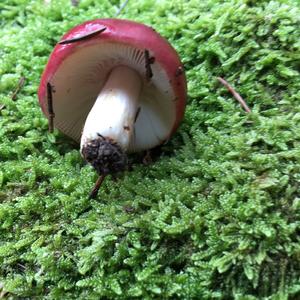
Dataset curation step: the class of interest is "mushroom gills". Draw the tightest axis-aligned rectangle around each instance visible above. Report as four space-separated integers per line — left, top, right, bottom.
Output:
50 43 176 148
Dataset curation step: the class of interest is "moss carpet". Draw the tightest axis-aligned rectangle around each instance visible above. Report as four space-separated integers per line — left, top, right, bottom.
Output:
0 0 300 299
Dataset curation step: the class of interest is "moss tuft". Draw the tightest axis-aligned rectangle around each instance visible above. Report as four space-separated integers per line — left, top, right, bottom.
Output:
1 0 300 299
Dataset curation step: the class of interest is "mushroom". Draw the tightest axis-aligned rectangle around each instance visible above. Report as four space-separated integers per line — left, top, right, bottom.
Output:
38 19 187 198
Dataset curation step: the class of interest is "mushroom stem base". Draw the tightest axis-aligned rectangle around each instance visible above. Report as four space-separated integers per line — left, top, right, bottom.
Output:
81 135 127 176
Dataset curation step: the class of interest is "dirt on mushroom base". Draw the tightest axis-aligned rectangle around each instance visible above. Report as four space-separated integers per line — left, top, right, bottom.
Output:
0 0 300 299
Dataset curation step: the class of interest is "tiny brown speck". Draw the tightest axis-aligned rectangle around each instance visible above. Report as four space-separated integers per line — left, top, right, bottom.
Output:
124 126 130 131
175 66 184 77
123 206 135 213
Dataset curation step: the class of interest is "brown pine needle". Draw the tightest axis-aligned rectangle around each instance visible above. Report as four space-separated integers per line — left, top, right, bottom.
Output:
1 77 26 111
217 77 251 113
47 82 55 133
11 76 25 101
89 174 106 199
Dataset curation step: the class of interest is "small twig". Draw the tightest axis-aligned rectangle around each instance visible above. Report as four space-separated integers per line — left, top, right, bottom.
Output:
17 263 26 270
58 27 106 45
217 77 251 113
114 0 129 17
11 76 25 101
47 82 55 133
89 174 106 199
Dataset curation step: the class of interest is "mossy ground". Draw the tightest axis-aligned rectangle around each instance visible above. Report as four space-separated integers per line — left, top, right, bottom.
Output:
1 0 300 299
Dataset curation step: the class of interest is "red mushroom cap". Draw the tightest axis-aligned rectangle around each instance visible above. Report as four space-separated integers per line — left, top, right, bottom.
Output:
38 19 187 151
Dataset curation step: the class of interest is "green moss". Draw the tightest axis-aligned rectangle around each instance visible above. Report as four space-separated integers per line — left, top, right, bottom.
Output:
1 0 300 299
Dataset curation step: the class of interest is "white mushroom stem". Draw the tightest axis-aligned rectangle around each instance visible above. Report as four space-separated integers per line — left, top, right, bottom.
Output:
80 66 142 152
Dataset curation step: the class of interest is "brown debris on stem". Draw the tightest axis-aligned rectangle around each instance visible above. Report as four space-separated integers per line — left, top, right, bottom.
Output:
217 77 251 113
89 174 106 199
81 135 128 176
